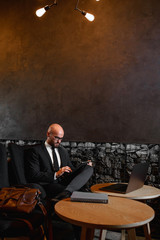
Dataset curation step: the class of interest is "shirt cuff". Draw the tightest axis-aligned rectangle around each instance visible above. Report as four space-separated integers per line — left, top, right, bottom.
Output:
54 172 57 180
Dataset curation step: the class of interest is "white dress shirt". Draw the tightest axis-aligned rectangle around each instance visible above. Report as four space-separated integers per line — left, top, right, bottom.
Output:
45 141 61 179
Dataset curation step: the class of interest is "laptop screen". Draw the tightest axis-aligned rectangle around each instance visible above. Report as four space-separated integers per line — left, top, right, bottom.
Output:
126 162 149 193
99 162 149 194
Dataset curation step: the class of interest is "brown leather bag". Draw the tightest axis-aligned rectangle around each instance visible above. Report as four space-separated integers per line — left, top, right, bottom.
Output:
0 187 47 215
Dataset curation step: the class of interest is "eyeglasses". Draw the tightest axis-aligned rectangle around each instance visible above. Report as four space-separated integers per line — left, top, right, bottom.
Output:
49 132 63 140
54 136 63 140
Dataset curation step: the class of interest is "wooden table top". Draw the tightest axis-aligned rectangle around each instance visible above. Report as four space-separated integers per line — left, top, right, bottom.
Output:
91 183 160 200
55 196 154 230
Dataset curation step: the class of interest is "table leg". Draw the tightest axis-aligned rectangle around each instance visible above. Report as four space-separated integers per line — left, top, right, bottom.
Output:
80 227 95 240
127 228 136 240
99 230 107 240
121 230 126 240
143 223 151 240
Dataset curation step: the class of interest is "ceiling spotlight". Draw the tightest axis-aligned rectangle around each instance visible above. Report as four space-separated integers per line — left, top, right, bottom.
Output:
75 0 95 22
36 0 57 17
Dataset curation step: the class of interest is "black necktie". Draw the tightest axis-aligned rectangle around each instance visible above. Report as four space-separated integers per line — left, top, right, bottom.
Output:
52 147 59 172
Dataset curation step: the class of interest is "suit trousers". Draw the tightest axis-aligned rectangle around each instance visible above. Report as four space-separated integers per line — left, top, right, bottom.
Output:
43 164 93 198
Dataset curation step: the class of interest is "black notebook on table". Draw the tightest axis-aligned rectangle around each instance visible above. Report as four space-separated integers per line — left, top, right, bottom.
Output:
71 191 108 204
100 163 149 194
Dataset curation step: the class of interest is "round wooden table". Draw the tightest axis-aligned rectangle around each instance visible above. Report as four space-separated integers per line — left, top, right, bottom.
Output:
91 183 160 200
55 196 155 240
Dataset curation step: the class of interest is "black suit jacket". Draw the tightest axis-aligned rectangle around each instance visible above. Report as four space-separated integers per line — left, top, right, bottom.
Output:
25 143 75 185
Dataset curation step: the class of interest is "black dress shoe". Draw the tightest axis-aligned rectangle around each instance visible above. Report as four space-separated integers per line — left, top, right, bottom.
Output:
80 186 91 192
54 190 72 201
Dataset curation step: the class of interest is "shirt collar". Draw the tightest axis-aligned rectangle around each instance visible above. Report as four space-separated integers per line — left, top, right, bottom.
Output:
45 141 52 149
45 141 60 149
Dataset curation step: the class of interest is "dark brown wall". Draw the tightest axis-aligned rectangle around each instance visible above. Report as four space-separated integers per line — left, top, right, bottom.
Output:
0 0 160 143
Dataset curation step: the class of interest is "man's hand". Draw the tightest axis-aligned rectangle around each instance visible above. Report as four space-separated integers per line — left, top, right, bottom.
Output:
87 160 93 166
56 166 72 178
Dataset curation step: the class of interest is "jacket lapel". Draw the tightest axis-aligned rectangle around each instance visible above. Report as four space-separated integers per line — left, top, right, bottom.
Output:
41 143 53 169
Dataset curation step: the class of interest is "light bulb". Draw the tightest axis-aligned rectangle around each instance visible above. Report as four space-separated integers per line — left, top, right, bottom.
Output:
85 13 95 22
36 7 46 17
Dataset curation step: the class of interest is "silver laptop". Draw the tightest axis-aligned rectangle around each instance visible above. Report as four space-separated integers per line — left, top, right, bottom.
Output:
99 163 149 194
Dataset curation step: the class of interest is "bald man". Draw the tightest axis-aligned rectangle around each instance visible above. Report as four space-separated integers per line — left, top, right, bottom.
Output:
26 123 93 200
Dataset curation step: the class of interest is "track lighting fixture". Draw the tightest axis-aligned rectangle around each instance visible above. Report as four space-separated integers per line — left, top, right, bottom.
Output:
35 0 95 22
